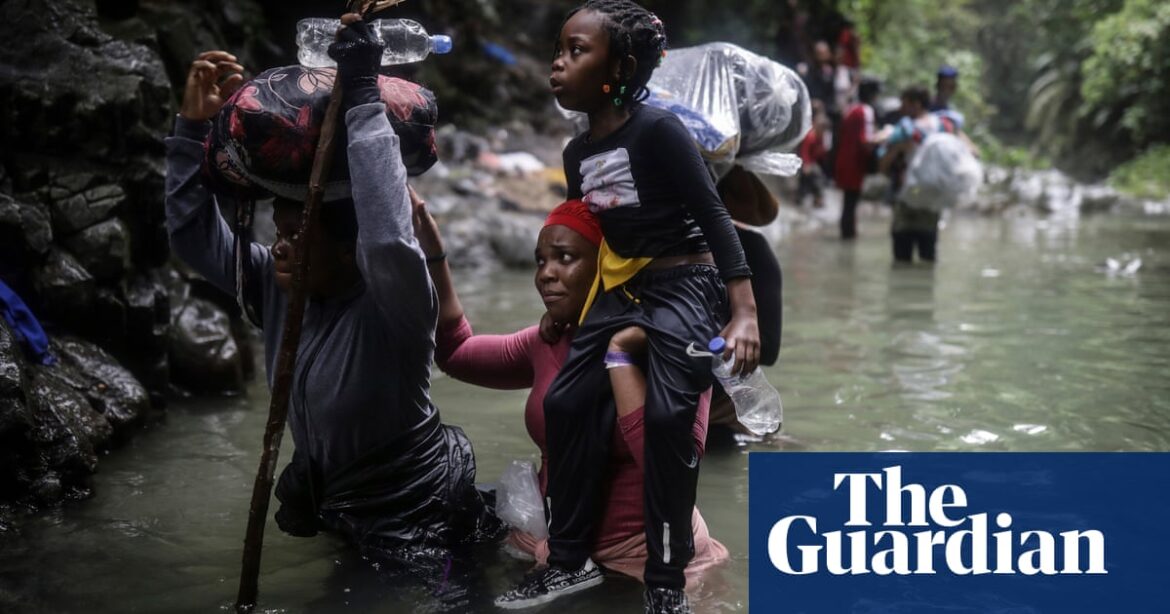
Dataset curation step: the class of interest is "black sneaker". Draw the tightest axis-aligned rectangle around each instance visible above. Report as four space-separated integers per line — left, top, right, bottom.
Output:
644 587 692 614
494 559 603 609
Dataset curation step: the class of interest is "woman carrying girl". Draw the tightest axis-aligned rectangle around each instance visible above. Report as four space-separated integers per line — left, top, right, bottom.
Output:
498 2 760 612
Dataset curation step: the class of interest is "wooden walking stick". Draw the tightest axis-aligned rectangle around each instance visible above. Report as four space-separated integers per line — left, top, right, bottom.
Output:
233 2 406 612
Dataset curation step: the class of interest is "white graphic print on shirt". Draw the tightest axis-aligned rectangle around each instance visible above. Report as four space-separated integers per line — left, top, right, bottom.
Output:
579 147 640 212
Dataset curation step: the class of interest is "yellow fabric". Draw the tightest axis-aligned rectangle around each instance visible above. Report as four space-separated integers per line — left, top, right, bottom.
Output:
579 239 653 325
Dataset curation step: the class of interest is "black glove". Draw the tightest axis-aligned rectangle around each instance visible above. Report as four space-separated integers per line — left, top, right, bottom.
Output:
327 18 384 108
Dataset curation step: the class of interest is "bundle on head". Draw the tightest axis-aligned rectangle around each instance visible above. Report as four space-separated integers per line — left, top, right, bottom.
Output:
203 65 439 202
566 0 669 106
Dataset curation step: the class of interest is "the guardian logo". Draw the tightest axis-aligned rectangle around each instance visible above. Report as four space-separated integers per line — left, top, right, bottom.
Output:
768 465 1107 576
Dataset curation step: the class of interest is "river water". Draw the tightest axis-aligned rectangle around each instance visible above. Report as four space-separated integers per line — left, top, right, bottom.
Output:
2 208 1168 613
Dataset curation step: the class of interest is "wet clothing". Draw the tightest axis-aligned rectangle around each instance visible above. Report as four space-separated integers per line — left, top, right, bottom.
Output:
736 227 781 367
892 201 940 262
545 265 729 590
434 315 728 578
165 105 490 549
841 189 861 239
563 104 750 281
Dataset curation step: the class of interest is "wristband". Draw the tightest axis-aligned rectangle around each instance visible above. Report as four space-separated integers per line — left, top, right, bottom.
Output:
425 252 447 264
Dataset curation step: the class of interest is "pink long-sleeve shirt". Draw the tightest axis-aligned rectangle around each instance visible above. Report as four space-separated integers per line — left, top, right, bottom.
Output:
435 315 711 552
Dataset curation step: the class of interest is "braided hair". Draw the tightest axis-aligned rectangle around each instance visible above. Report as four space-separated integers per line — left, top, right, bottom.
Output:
565 0 668 105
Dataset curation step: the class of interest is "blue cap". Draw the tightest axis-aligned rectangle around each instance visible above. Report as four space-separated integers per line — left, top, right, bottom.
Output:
707 336 726 353
938 64 958 78
431 35 453 55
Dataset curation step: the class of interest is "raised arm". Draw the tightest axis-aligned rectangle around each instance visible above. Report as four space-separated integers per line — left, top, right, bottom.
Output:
164 52 271 304
332 16 436 332
411 191 536 389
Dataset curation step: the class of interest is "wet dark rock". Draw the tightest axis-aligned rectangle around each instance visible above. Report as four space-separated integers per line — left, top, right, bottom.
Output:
126 274 172 355
0 193 53 260
62 217 129 281
49 183 126 235
26 362 111 478
32 248 96 328
0 1 172 164
169 295 244 395
0 320 30 431
51 336 149 431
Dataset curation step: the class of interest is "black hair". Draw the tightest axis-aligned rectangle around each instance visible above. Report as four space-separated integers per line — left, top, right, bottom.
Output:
564 0 669 105
273 197 359 247
901 85 931 109
858 77 882 105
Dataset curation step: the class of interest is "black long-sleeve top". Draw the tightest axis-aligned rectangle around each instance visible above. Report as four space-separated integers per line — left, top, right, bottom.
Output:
563 104 751 281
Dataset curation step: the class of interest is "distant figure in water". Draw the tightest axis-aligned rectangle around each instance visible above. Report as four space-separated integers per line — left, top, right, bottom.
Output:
880 85 956 262
164 20 500 591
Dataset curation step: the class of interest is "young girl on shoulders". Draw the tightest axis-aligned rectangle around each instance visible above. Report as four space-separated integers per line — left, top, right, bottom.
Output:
496 2 759 612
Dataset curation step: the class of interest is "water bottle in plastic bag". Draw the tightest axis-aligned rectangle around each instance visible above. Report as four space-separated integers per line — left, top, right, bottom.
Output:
690 336 783 436
496 460 548 539
296 18 454 68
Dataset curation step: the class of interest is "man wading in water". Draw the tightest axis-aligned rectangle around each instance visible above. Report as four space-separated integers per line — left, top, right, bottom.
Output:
164 18 500 597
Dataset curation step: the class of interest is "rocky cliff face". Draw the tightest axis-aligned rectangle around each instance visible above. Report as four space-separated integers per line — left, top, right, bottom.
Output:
0 0 276 529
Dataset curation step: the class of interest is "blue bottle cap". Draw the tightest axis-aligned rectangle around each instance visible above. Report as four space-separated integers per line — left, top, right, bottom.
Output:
431 35 453 55
707 336 726 353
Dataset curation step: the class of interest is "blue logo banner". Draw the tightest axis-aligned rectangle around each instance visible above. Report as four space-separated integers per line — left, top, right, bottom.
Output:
748 453 1170 613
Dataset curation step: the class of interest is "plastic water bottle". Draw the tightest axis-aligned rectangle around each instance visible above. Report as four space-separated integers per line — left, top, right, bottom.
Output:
706 336 782 436
296 18 454 68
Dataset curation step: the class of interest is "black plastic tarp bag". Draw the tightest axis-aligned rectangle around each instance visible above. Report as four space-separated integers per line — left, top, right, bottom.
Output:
274 411 500 551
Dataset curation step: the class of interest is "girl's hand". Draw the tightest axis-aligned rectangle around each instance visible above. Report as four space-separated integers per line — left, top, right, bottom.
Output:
719 313 760 376
179 51 244 122
408 185 444 259
539 312 571 344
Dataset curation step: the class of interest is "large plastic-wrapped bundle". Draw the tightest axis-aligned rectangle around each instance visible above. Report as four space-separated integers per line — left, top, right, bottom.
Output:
203 65 439 201
646 42 811 179
558 43 811 179
901 132 983 212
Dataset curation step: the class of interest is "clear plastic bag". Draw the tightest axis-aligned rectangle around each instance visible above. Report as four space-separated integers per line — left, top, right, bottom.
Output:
559 43 811 179
496 460 547 539
901 132 984 212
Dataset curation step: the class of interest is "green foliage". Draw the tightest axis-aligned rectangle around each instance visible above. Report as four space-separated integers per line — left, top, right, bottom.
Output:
1109 145 1170 200
1081 0 1170 148
978 134 1050 171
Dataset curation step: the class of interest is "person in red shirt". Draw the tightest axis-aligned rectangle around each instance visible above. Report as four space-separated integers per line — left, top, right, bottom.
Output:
798 110 830 208
833 77 882 239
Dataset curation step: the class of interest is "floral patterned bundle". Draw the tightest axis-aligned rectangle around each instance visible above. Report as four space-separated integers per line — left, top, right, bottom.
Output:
203 65 438 201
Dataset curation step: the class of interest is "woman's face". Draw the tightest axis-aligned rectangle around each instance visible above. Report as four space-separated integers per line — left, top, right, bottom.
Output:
534 225 598 326
550 9 613 113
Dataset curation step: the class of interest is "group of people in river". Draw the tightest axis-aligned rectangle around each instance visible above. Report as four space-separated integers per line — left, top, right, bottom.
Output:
167 2 784 612
796 22 978 262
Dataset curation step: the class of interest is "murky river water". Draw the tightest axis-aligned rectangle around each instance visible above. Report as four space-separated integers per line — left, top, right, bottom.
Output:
3 207 1168 613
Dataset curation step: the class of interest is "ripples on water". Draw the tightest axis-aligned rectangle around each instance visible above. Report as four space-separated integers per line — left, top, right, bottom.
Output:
2 211 1167 612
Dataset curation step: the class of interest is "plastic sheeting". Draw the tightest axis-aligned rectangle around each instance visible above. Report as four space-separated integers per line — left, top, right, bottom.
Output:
560 43 811 179
496 459 547 539
901 132 984 212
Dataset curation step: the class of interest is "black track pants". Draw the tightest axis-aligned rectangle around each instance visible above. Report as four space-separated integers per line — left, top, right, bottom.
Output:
544 265 728 589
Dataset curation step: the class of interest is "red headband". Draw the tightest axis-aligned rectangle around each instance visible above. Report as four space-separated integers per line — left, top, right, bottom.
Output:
544 199 602 247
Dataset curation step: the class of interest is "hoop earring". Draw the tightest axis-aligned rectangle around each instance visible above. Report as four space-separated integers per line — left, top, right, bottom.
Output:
613 85 626 107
